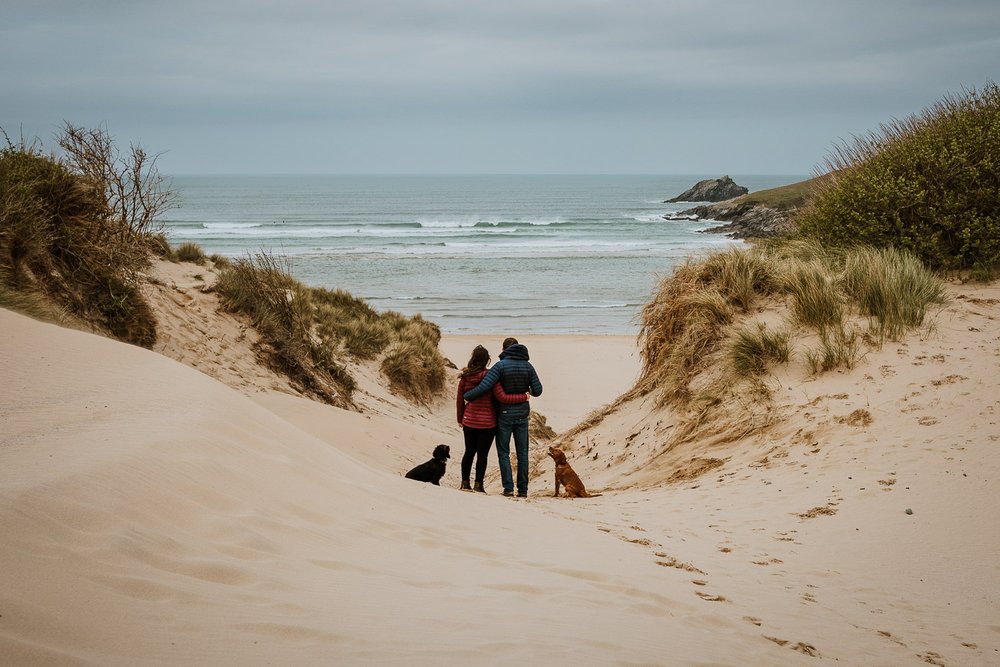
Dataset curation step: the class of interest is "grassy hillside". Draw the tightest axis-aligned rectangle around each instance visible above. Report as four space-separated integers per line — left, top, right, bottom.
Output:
738 173 832 211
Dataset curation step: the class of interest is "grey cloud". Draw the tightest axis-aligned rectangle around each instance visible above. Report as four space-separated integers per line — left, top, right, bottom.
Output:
2 0 998 172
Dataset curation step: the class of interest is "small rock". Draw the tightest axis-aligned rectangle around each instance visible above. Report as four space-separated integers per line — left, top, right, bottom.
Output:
905 508 913 515
666 176 748 203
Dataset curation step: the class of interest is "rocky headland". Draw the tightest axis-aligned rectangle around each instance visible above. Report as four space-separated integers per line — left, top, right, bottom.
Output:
665 175 824 239
682 200 793 239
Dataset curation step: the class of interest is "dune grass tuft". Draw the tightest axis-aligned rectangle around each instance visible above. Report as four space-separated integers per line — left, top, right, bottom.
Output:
215 252 354 403
699 246 776 310
805 326 862 374
782 261 843 332
174 241 207 264
728 322 791 377
841 246 947 341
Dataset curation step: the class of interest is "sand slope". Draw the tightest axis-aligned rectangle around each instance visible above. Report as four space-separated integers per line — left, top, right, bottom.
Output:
1 309 772 665
538 283 1000 664
2 281 999 665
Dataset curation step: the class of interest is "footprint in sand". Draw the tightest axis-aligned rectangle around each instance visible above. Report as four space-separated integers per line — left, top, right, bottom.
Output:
876 630 907 647
764 636 820 657
918 651 947 666
654 553 705 575
751 557 784 566
931 374 967 386
694 590 727 602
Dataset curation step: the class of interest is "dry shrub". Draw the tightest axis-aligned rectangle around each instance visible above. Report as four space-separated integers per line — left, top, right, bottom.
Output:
216 251 447 405
0 125 173 347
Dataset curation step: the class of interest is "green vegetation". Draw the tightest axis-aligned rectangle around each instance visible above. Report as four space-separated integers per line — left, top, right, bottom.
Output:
0 125 173 346
783 261 843 331
216 252 446 405
797 81 1000 271
841 246 947 340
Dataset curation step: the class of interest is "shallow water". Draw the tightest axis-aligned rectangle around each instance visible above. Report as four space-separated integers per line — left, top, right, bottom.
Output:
164 174 803 333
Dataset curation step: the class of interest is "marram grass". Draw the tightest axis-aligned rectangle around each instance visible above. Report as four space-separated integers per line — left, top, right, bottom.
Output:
639 243 946 407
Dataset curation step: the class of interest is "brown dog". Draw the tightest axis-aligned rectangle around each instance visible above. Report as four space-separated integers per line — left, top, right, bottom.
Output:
547 446 600 498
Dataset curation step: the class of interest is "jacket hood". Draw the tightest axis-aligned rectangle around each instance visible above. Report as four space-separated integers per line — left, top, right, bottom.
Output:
499 343 529 361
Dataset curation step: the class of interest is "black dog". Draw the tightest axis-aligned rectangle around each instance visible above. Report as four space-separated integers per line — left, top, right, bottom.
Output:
404 444 450 485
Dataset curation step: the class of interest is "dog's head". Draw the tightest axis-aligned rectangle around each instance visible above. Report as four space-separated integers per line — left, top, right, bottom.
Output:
547 446 567 464
432 444 451 461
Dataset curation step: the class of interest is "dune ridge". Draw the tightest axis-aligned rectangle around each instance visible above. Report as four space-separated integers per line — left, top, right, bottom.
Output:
2 277 999 664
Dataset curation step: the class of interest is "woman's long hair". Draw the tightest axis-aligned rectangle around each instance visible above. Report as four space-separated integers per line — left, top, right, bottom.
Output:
460 345 490 377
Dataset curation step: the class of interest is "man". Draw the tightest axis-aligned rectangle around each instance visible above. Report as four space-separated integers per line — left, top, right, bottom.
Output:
463 337 543 498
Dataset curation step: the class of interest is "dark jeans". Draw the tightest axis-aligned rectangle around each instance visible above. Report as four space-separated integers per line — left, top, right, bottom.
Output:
462 426 496 483
496 413 530 495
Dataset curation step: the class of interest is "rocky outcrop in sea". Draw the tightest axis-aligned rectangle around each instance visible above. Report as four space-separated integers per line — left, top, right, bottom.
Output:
665 176 748 203
680 201 793 239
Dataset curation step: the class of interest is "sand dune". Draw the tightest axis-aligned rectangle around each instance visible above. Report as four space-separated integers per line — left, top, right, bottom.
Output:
0 309 753 665
2 281 999 665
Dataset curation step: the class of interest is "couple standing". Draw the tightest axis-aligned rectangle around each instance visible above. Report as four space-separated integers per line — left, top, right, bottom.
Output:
456 337 543 497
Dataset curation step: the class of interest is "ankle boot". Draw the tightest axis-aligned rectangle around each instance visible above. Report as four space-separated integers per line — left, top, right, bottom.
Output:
460 479 472 491
473 481 486 494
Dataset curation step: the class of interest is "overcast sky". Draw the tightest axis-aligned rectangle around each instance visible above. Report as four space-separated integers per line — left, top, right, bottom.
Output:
3 0 998 175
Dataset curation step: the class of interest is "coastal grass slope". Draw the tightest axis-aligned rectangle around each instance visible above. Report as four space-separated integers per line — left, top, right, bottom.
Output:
0 126 448 406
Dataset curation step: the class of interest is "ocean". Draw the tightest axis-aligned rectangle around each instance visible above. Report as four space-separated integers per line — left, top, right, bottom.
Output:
162 174 804 334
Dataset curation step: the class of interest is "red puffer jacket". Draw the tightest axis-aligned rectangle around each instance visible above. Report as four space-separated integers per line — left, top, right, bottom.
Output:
457 368 527 429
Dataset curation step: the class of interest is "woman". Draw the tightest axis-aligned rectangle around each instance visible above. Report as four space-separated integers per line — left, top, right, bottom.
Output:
456 345 527 493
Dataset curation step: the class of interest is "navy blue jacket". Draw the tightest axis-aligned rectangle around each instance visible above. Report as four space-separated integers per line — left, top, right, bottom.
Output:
463 344 542 419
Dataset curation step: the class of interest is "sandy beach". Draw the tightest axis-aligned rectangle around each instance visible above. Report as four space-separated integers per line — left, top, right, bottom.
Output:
2 276 999 665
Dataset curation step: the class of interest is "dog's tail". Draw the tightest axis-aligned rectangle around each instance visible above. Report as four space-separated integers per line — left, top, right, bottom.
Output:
586 492 603 498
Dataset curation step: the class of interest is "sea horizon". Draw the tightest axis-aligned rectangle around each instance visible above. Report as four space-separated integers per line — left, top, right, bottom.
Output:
162 173 807 334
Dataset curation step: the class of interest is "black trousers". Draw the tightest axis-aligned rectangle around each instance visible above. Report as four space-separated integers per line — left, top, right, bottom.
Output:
462 426 496 483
